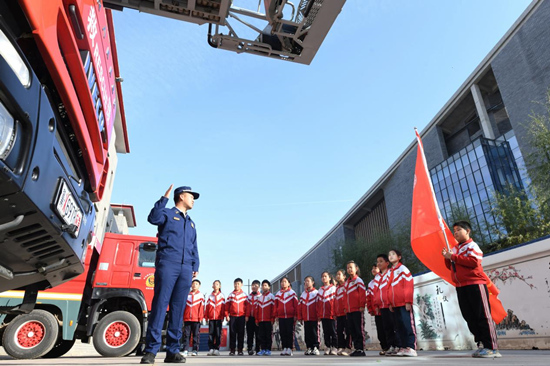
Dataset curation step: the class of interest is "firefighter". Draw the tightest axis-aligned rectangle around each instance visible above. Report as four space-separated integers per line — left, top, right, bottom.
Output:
141 185 200 364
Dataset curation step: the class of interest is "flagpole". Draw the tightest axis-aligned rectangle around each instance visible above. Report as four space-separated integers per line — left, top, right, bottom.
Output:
414 128 455 270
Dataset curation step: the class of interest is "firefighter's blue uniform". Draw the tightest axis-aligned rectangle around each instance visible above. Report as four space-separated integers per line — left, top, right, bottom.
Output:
144 187 200 356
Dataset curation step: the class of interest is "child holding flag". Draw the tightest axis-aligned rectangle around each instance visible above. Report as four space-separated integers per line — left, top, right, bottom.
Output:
442 221 501 358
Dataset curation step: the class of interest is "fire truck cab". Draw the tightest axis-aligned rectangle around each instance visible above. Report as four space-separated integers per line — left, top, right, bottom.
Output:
0 232 158 359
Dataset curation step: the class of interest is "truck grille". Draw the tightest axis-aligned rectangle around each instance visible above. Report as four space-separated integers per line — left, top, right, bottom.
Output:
7 223 64 261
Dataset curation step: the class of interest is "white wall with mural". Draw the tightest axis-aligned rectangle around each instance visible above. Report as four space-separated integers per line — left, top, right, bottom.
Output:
363 236 550 350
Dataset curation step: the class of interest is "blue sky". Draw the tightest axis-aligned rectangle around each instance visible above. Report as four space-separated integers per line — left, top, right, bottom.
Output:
109 0 531 294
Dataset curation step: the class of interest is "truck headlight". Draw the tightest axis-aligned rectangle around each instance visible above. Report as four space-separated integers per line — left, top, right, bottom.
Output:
0 28 31 87
0 101 16 160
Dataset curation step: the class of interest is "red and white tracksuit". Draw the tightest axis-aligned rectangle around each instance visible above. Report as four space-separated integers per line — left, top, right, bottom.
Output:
274 288 298 319
344 275 366 313
297 288 319 321
225 290 247 317
366 274 381 315
205 291 225 321
184 290 205 322
317 285 336 319
254 292 276 323
445 238 487 287
387 263 414 307
334 284 347 317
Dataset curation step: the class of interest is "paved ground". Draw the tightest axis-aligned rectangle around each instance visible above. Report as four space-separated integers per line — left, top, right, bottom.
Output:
1 343 549 365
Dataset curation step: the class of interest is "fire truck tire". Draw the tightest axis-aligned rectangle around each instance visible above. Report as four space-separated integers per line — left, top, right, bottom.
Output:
93 311 141 357
1 310 59 359
41 338 76 358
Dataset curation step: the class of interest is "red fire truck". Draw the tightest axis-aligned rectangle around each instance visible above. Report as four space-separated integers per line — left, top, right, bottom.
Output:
0 233 160 359
0 0 124 308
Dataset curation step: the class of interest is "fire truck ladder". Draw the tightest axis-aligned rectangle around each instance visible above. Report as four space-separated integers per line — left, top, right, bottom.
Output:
103 0 346 64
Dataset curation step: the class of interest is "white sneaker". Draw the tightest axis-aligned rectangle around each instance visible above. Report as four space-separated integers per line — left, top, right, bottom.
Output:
402 348 417 357
340 348 350 356
396 347 405 356
324 348 330 355
207 349 214 356
312 347 320 355
191 350 198 356
280 348 287 356
182 350 188 357
329 347 338 355
214 349 220 356
288 349 293 356
305 348 312 355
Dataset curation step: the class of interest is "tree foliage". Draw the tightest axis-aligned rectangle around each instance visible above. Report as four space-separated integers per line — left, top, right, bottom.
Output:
332 227 427 278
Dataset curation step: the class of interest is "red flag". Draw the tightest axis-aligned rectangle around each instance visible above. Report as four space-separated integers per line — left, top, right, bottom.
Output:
410 129 506 324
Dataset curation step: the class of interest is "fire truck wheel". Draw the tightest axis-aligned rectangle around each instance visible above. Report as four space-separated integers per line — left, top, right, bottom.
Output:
2 309 59 359
93 311 141 357
41 338 76 358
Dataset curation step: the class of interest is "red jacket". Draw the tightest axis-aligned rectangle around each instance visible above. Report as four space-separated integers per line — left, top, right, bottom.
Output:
254 291 276 323
445 239 486 287
205 291 225 321
225 290 247 317
366 274 381 315
334 284 347 317
297 288 319 321
317 284 336 319
377 269 391 309
344 275 366 313
387 262 414 307
274 288 298 319
183 290 204 322
245 291 260 317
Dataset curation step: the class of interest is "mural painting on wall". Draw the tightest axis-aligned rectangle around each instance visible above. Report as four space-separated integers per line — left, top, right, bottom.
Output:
486 264 538 337
413 283 451 340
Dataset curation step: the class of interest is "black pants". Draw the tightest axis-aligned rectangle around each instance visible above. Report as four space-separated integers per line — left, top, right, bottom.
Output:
181 321 200 351
321 318 337 348
391 306 416 349
246 316 260 352
258 321 273 350
457 284 498 350
380 308 400 348
346 311 364 351
279 318 294 349
229 316 246 351
208 320 222 350
304 320 319 349
336 315 351 349
374 315 388 350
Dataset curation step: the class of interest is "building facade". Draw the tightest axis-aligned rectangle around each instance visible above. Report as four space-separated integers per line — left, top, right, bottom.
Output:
272 0 550 293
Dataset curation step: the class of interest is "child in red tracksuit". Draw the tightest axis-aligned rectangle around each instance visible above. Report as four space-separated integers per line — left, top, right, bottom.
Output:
318 271 337 355
298 276 320 355
225 278 247 355
367 263 388 355
245 279 261 355
182 279 204 356
442 221 500 358
345 261 366 357
334 269 350 356
205 280 225 356
274 276 298 356
254 280 276 356
378 254 400 356
387 249 417 357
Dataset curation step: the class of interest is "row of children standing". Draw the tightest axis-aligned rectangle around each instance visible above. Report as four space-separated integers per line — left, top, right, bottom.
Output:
180 248 417 357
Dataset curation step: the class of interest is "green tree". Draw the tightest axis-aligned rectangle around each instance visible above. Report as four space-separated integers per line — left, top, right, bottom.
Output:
332 226 427 278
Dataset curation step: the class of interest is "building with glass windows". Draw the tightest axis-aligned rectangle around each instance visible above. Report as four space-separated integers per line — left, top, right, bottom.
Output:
271 0 550 293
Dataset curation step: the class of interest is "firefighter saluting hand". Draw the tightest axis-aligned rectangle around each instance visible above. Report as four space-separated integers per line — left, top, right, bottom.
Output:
141 185 200 364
